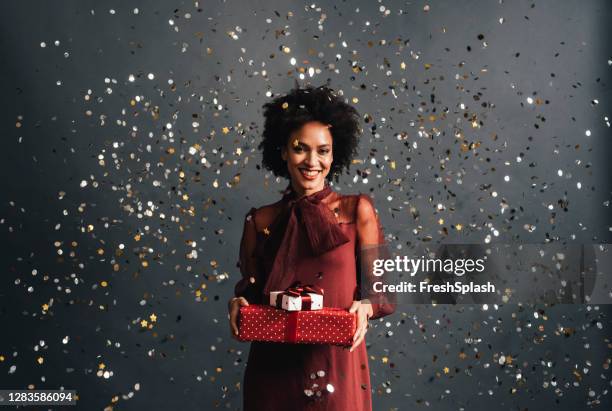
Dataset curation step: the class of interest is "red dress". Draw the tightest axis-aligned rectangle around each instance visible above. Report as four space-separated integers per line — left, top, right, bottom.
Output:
234 185 395 411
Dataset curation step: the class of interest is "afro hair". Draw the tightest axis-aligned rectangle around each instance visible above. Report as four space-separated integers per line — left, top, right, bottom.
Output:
259 84 361 182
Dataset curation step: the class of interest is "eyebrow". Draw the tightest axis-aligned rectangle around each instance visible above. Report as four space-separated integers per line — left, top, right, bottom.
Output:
294 141 331 148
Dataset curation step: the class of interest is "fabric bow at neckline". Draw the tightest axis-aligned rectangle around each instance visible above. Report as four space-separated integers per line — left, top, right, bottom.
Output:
262 184 350 295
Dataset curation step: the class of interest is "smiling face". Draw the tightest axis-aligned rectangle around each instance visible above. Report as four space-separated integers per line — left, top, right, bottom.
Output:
281 121 333 197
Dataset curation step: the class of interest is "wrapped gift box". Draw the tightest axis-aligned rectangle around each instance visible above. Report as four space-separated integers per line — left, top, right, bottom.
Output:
238 305 356 346
269 290 323 311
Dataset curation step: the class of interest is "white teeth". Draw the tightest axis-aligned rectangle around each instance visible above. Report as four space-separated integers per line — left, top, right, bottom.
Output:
300 169 320 177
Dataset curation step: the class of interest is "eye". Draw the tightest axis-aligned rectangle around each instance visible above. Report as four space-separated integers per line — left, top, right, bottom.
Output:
292 145 304 153
319 148 330 155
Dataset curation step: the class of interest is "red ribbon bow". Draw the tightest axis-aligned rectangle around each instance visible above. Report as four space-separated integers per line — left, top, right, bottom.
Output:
275 281 324 311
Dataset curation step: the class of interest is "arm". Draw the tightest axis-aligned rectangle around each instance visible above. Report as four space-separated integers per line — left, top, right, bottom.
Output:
355 194 396 320
229 208 262 339
233 208 263 304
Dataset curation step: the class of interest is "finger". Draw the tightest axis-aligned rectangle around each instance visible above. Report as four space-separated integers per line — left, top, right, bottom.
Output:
351 326 362 342
348 301 360 313
230 303 244 336
231 318 239 336
230 313 239 335
356 311 369 330
350 329 366 352
352 324 367 343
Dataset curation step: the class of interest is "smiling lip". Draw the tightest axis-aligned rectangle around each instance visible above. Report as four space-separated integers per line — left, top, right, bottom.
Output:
298 168 322 180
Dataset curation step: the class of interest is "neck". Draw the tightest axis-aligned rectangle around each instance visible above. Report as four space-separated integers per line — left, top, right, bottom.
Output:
290 181 327 198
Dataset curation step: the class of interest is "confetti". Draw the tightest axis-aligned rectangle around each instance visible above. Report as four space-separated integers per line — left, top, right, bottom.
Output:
3 2 610 410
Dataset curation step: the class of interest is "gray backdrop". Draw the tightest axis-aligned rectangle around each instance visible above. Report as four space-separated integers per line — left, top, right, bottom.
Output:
1 0 611 410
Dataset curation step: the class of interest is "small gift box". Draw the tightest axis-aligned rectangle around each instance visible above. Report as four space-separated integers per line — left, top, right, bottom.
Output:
238 305 356 346
269 283 324 311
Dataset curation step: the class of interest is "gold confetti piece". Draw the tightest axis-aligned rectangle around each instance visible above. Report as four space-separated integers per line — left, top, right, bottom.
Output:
282 102 289 109
455 224 463 231
382 356 388 363
149 314 157 322
293 138 299 147
42 304 49 311
263 227 270 235
134 234 141 241
443 367 449 374
222 126 230 134
101 281 108 287
37 357 44 364
352 97 359 104
140 319 148 327
390 161 396 169
99 363 105 370
400 61 406 70
424 63 432 70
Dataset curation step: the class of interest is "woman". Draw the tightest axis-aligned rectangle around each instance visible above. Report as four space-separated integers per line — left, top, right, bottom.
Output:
228 85 395 410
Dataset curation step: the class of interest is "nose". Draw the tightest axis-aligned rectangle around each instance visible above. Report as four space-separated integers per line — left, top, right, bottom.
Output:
304 151 318 167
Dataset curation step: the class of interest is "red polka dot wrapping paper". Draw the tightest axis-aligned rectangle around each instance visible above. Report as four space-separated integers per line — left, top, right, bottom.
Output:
238 305 356 346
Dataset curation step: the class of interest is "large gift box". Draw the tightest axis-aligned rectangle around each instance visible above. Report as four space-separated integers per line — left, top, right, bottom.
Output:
238 305 356 346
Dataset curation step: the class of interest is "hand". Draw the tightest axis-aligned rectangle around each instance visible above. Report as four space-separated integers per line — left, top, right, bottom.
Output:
348 300 373 352
228 296 249 340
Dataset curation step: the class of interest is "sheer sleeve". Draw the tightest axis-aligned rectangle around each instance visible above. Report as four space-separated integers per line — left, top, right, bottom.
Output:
355 194 396 320
233 207 264 304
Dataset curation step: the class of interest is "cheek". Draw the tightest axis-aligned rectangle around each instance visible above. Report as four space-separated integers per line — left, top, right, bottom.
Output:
287 152 302 167
324 154 333 169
